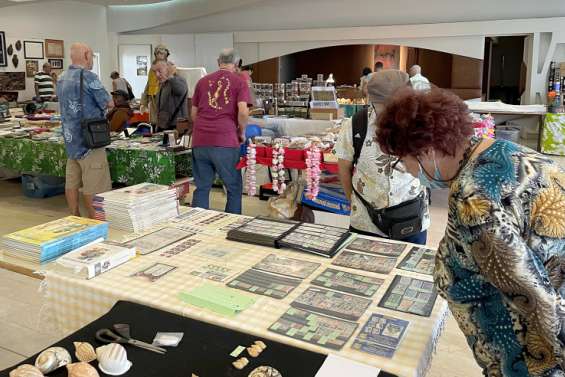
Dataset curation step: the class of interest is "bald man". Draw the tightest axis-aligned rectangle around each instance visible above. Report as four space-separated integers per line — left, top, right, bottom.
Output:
57 43 113 219
408 65 431 91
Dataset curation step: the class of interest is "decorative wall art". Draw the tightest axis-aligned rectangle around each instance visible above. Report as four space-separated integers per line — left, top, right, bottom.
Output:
15 40 22 51
136 56 148 76
12 55 19 68
45 39 64 58
24 41 44 59
48 59 63 69
0 72 26 91
0 32 6 67
7 44 13 56
26 60 39 78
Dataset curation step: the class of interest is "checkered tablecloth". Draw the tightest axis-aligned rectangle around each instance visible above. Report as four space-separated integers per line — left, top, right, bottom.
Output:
42 209 448 377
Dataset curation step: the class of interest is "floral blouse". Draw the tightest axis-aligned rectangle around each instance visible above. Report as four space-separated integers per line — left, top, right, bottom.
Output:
437 138 565 377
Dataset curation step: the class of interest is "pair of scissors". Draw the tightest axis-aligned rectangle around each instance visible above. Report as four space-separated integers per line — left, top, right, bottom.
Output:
96 324 167 354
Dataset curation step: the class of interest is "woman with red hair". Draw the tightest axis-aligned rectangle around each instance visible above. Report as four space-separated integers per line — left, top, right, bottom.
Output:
377 88 565 377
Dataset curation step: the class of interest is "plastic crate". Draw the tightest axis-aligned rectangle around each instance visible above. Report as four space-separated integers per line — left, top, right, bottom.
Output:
21 174 65 198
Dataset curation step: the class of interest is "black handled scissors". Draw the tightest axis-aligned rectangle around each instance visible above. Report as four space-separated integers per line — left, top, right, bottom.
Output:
96 324 166 354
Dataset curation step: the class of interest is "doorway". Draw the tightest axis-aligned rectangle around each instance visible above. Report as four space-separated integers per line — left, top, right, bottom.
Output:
483 36 526 104
118 44 152 98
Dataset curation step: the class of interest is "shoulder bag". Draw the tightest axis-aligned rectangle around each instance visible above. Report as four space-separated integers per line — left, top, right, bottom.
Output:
350 107 425 239
80 69 111 149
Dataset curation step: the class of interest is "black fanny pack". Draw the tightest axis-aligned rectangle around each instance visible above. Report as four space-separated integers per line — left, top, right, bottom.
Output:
352 187 425 240
80 70 111 149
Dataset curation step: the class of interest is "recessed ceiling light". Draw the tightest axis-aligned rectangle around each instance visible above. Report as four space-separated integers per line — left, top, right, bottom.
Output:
8 0 37 2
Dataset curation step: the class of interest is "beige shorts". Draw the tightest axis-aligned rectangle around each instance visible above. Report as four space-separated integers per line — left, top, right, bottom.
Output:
66 148 112 195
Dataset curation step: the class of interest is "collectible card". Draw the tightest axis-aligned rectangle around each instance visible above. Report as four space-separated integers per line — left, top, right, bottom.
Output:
291 287 371 321
378 275 438 317
352 314 410 358
227 269 300 299
396 246 436 275
311 268 384 297
269 307 358 350
253 254 321 279
190 264 236 282
131 263 176 282
346 237 406 257
332 250 398 274
159 238 201 258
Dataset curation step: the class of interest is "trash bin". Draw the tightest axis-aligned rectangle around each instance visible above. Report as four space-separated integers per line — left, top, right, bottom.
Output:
496 126 520 143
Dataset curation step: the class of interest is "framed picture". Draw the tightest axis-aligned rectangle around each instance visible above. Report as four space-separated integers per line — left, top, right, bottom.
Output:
0 32 7 67
48 58 63 69
45 39 64 58
0 72 26 91
25 60 39 78
24 41 44 59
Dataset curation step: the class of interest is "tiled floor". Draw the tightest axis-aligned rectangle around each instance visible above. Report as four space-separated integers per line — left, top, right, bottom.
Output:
0 178 482 376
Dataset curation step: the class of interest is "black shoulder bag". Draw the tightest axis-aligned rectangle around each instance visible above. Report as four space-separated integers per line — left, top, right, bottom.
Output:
350 107 426 240
80 70 111 149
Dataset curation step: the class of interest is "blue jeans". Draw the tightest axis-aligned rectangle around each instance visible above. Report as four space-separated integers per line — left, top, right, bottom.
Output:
192 146 242 214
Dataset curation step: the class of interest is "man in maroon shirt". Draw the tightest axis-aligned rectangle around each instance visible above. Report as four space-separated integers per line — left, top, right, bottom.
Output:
191 49 251 214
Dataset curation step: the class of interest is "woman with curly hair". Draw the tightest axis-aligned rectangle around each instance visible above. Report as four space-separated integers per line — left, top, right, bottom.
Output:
376 88 565 377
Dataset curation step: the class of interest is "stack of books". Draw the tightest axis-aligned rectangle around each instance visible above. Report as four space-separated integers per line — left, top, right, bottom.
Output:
1 216 109 264
93 183 179 233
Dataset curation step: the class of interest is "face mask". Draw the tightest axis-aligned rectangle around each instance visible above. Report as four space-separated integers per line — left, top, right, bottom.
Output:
418 158 449 190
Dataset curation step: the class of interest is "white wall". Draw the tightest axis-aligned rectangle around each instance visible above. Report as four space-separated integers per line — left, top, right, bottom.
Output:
0 1 112 101
116 33 234 76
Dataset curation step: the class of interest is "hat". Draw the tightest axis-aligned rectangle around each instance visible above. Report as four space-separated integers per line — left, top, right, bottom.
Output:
111 90 129 98
367 69 409 104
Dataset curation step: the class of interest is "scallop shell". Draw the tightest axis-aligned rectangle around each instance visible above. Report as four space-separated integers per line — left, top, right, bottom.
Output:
74 342 97 362
248 366 282 377
67 362 100 377
34 347 72 374
9 364 44 377
96 344 132 376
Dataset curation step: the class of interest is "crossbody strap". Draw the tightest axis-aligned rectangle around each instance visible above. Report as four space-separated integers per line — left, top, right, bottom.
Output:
79 69 84 120
170 89 188 122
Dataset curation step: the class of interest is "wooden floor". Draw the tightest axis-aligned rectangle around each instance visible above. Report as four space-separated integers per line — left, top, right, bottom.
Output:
0 178 482 376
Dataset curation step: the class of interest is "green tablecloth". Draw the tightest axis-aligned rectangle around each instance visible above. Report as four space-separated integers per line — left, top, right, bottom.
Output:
0 138 191 185
541 113 565 156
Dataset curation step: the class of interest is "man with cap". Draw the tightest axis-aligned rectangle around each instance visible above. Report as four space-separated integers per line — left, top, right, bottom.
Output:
335 70 429 245
107 89 132 132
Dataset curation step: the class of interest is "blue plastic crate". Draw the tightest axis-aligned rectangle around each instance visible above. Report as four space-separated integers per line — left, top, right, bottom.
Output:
21 174 65 198
301 184 351 215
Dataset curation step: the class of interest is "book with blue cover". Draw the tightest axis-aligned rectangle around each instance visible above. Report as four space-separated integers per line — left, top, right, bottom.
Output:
1 216 108 264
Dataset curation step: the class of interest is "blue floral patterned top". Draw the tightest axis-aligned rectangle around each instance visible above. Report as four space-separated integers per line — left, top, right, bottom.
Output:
57 65 110 159
437 138 565 377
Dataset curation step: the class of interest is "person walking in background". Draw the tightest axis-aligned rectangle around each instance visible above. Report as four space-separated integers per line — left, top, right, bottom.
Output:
408 65 431 91
359 67 372 97
57 43 113 219
153 60 188 131
376 87 565 377
336 70 429 245
110 71 134 100
34 62 56 101
141 44 170 124
190 48 251 214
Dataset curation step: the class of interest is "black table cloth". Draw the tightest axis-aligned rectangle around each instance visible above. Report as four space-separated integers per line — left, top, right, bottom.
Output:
0 300 397 377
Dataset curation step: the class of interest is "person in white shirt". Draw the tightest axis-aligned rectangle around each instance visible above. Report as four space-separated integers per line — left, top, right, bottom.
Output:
335 70 429 245
408 65 431 91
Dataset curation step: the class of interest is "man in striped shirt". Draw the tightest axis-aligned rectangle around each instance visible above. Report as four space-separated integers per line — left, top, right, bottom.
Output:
34 63 56 100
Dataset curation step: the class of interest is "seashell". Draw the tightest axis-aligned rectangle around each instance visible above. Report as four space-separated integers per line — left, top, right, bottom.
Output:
9 364 44 377
35 347 72 374
12 54 18 68
96 343 132 376
7 44 13 56
232 357 249 370
74 342 97 362
15 40 22 51
254 340 267 350
248 366 282 377
67 362 100 377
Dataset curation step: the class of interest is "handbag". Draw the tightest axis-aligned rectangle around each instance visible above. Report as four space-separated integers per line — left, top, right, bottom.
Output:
80 70 111 149
157 86 188 131
352 187 425 240
176 97 193 136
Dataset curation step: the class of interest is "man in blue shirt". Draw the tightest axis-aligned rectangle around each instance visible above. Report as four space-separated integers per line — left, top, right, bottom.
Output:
57 43 113 218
